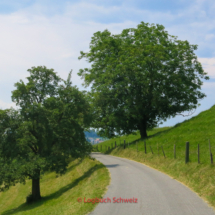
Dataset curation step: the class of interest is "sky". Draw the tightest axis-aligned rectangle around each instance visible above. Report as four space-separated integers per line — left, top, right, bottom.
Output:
0 0 215 127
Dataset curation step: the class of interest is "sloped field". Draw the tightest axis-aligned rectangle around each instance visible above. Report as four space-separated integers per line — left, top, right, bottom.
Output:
95 105 215 208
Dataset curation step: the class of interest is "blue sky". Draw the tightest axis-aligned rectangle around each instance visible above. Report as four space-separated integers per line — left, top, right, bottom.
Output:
0 0 214 127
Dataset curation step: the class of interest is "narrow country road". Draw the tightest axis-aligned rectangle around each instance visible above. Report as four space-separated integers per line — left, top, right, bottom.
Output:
89 152 215 215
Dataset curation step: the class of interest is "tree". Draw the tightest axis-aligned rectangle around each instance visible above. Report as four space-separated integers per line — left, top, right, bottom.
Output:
0 66 92 202
78 22 209 139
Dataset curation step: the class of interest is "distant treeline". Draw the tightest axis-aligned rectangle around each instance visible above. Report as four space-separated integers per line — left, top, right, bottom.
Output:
84 130 100 138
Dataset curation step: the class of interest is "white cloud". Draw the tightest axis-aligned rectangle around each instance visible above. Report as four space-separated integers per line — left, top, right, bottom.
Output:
205 34 215 41
0 100 16 109
198 58 215 78
0 4 136 85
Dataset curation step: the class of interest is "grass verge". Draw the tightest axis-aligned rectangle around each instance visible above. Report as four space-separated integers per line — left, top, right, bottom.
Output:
0 157 110 215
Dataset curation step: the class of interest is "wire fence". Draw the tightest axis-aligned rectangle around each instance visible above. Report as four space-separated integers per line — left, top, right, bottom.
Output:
94 139 215 165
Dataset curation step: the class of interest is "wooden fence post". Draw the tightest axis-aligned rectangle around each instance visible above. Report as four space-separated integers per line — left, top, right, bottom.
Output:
209 139 213 164
144 140 147 154
162 145 165 158
174 144 176 159
198 144 200 164
185 141 189 163
108 146 110 150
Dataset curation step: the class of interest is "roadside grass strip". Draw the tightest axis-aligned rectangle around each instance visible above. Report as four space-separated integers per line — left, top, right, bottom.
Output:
0 157 110 215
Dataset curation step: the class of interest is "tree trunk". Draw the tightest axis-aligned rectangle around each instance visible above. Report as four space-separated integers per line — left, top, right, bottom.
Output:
32 177 41 201
139 120 148 139
140 128 147 139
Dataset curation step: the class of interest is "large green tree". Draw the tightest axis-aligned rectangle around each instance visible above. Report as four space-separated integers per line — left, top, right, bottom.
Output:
78 22 209 139
0 66 92 202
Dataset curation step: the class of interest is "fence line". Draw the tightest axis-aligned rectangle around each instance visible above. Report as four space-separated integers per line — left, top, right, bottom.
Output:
94 138 214 165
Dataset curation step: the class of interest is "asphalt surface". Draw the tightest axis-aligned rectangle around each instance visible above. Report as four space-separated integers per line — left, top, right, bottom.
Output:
89 152 215 215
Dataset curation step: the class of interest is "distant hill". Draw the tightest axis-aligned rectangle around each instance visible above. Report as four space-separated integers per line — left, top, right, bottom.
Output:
84 130 100 138
84 130 108 144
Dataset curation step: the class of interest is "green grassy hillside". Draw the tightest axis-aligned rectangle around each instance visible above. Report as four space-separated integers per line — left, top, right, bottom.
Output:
0 157 110 215
94 105 215 208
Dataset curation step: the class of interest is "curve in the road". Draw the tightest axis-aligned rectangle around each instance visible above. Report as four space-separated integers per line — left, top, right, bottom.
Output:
90 152 215 215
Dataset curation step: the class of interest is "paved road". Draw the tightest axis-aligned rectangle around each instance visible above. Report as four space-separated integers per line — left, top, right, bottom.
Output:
89 152 215 215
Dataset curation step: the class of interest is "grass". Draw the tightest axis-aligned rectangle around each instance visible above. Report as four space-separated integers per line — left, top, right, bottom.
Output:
94 104 215 208
0 157 110 215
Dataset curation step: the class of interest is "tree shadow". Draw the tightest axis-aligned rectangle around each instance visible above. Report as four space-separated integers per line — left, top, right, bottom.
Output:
145 127 173 140
104 127 174 151
105 164 119 168
66 157 84 172
2 163 103 215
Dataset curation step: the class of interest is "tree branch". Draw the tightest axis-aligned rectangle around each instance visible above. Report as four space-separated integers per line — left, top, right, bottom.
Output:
28 144 37 154
176 108 196 117
26 173 32 178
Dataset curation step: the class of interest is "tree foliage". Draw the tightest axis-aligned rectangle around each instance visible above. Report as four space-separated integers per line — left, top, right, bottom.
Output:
0 66 92 201
78 22 209 138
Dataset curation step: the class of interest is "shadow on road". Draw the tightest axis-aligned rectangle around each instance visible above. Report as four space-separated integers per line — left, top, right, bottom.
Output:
104 164 119 168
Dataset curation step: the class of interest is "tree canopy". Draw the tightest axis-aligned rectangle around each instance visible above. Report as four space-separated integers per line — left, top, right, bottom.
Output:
0 66 92 202
78 21 209 139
